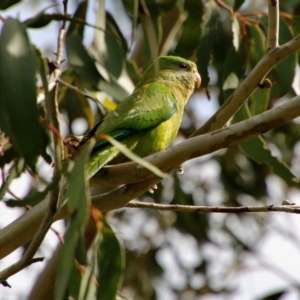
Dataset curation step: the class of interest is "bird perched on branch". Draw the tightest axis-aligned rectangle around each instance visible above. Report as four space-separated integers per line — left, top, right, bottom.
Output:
68 56 201 180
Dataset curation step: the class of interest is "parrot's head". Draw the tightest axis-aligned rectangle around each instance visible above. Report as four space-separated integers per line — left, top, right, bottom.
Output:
156 56 201 88
137 56 201 100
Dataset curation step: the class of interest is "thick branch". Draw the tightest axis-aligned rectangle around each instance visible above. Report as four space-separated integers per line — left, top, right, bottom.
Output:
1 93 300 260
91 94 300 188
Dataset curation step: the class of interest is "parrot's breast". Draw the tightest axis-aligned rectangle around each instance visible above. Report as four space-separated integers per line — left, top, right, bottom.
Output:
110 110 182 165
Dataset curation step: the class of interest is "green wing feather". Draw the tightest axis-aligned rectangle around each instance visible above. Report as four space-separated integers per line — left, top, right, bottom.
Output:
87 82 177 178
93 82 177 151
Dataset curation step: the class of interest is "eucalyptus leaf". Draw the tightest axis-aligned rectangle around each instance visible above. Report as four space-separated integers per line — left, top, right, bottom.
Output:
0 18 44 168
97 220 125 300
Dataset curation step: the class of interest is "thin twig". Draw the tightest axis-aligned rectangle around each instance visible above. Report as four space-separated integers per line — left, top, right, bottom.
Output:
126 201 300 214
57 78 108 113
267 0 279 49
215 0 233 14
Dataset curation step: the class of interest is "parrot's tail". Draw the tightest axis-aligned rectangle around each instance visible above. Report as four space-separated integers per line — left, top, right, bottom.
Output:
87 146 120 180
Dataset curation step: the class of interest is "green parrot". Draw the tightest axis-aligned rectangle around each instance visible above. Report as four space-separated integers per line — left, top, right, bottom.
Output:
71 56 201 181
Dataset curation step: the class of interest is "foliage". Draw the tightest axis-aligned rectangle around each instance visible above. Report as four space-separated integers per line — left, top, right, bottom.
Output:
1 0 300 299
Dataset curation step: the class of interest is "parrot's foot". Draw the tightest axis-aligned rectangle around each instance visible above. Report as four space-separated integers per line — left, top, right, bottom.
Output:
177 165 184 174
148 184 158 193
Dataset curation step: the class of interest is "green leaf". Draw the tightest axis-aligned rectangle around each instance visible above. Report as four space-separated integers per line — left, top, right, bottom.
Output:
234 0 246 11
174 0 204 58
222 46 246 100
196 1 219 89
0 0 21 10
239 136 298 184
59 74 94 130
271 17 297 97
103 135 168 179
56 220 82 300
67 1 87 39
249 88 270 116
247 24 270 115
97 220 125 300
172 173 209 240
79 264 97 300
248 24 266 67
0 159 25 200
234 105 298 185
22 5 57 28
0 18 44 168
66 32 104 90
5 174 60 207
68 263 83 300
56 141 94 300
0 148 16 168
67 143 94 211
256 289 287 300
105 13 126 79
66 32 128 101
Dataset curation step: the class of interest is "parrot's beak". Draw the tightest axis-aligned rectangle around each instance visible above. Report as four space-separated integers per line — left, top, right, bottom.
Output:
193 69 201 88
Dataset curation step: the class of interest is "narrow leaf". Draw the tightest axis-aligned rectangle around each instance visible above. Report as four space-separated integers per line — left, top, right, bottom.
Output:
196 1 219 89
234 0 246 11
175 0 204 58
0 18 43 168
234 105 298 184
56 141 94 300
222 46 245 100
5 175 60 207
0 0 20 10
97 220 125 300
101 134 168 179
0 159 25 200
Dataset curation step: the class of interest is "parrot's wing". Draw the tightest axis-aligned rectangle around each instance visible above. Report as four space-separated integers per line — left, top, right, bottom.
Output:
93 82 177 151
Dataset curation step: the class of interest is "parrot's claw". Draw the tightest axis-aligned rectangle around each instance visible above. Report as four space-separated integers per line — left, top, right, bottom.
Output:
177 165 184 174
148 184 158 193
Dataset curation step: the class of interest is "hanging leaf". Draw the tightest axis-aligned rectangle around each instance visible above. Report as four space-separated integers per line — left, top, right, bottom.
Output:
5 173 60 207
233 105 299 185
0 18 44 169
105 12 127 79
196 1 219 89
174 0 204 58
56 140 94 300
248 24 270 115
97 220 125 300
271 17 297 98
234 0 246 11
222 46 246 100
0 159 25 200
0 0 21 10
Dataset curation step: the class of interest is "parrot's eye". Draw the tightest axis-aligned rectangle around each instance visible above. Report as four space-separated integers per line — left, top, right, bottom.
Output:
178 62 188 70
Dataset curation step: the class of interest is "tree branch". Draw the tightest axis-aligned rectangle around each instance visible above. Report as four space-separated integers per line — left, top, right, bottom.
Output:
90 94 300 188
1 92 300 260
126 201 300 214
191 32 300 137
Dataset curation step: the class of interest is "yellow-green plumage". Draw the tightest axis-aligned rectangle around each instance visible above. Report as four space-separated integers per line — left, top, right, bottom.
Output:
86 56 201 180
